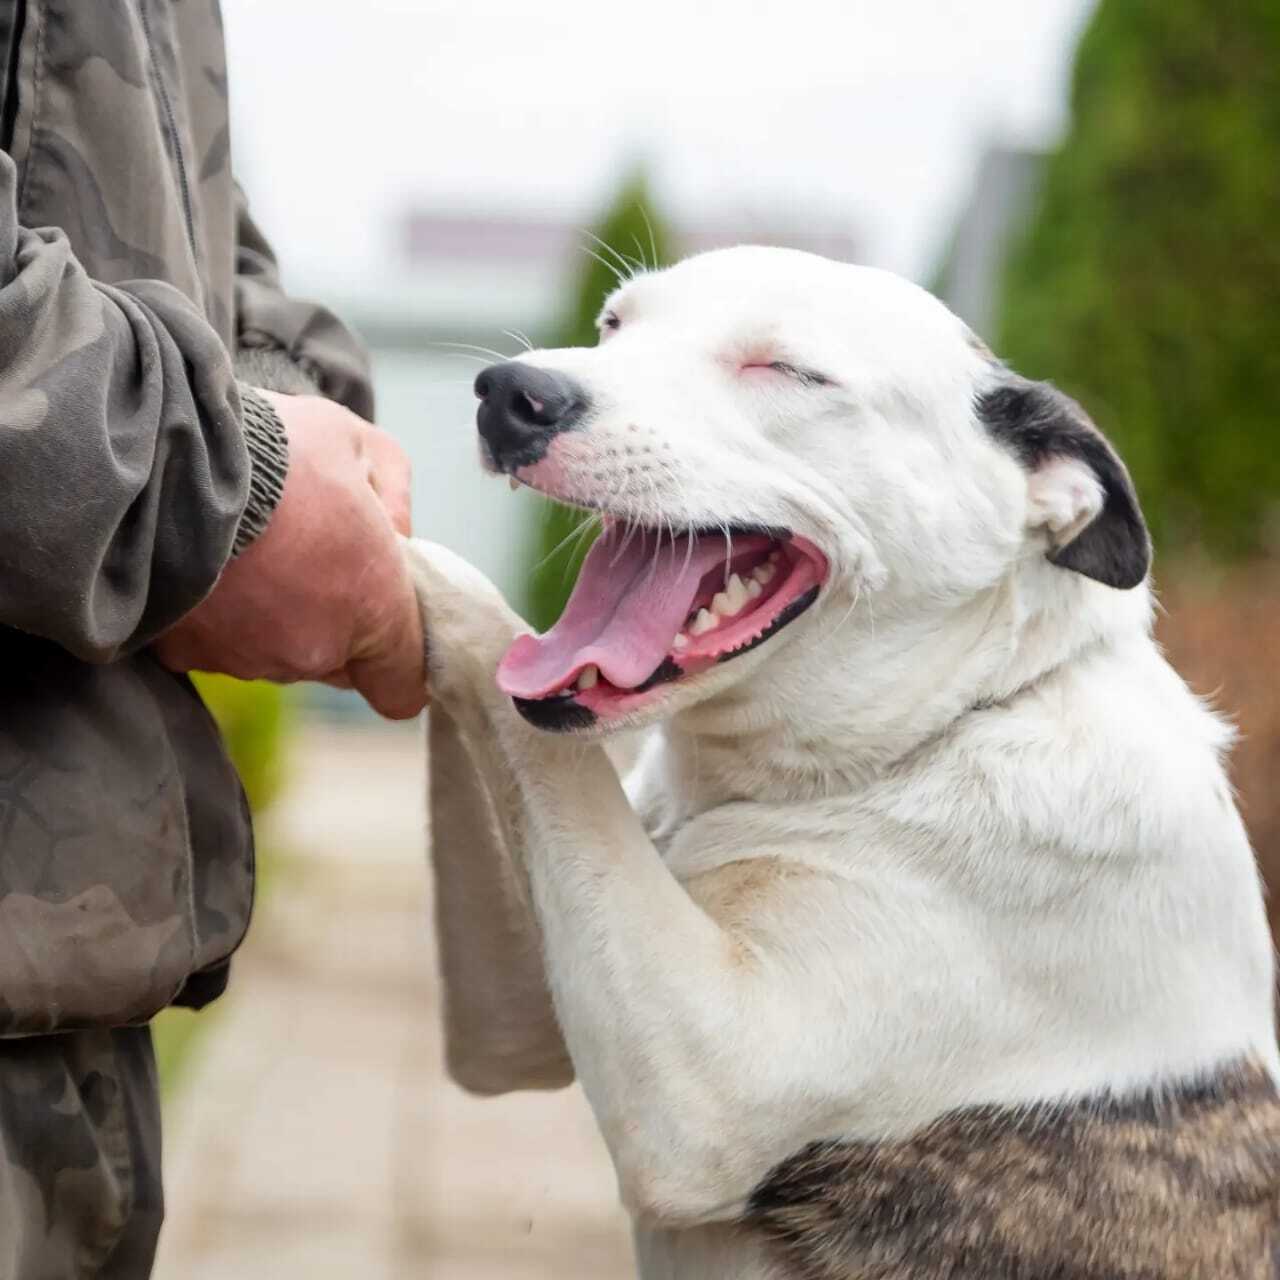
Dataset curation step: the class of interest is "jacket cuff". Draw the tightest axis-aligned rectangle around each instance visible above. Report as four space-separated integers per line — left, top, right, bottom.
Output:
232 384 290 557
234 339 322 398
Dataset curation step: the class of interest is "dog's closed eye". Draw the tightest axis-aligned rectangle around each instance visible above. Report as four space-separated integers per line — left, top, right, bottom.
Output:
742 360 834 389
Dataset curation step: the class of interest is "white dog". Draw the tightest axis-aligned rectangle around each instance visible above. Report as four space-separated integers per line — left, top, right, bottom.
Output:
408 246 1280 1279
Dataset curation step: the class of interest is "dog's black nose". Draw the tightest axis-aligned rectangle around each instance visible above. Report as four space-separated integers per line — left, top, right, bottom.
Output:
474 361 588 471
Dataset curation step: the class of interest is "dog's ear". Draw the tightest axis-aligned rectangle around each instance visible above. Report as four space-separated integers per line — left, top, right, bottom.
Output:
976 376 1150 589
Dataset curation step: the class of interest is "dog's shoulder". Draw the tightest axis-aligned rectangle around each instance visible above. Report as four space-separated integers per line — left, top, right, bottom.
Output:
746 1060 1280 1280
879 631 1245 870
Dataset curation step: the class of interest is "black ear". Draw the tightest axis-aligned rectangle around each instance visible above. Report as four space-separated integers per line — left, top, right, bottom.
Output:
975 377 1151 590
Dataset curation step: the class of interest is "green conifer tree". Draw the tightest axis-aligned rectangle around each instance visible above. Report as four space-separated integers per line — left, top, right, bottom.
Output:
523 171 676 630
997 1 1280 560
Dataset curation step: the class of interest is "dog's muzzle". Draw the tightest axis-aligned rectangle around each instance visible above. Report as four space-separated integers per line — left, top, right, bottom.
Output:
474 361 589 472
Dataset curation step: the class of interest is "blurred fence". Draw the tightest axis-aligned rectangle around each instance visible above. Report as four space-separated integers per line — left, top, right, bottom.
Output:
1157 566 1280 940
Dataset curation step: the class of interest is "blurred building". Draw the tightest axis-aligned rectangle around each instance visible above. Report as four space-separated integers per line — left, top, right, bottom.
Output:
394 207 862 342
933 145 1043 339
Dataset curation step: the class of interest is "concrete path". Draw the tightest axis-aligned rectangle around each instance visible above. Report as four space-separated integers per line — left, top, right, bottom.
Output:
153 722 634 1279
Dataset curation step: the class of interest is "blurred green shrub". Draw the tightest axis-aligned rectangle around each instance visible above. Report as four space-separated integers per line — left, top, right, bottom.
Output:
997 0 1280 561
154 674 291 1094
192 672 291 813
523 170 676 630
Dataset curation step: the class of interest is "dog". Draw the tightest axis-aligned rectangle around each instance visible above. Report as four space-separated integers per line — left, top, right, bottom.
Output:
407 246 1280 1279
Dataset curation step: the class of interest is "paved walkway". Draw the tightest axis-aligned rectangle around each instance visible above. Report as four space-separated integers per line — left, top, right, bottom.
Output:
153 722 634 1279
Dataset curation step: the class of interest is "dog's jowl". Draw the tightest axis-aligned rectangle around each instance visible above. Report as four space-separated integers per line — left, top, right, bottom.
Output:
409 247 1280 1279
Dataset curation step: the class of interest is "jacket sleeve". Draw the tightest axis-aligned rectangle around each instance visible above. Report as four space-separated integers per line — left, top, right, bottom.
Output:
0 153 285 665
233 183 375 419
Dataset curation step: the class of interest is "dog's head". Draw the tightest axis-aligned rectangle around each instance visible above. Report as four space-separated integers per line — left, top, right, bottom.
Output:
475 247 1149 735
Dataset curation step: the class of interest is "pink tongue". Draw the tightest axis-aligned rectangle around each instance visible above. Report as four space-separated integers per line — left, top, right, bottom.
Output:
498 528 759 698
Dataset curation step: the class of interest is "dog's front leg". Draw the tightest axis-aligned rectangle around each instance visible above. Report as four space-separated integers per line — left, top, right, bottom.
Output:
427 705 574 1093
496 735 768 1227
410 541 820 1229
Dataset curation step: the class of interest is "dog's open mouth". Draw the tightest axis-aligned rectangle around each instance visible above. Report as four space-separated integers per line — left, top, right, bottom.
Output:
498 522 828 728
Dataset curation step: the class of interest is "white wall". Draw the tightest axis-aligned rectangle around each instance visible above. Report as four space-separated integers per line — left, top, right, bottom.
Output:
371 348 544 602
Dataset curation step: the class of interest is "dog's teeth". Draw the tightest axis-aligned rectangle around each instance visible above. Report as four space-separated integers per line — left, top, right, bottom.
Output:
672 633 689 651
753 562 776 585
576 665 599 691
690 608 719 635
508 477 520 492
710 574 753 621
746 578 764 599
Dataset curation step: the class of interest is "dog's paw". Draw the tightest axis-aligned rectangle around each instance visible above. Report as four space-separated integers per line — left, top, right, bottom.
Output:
403 538 527 701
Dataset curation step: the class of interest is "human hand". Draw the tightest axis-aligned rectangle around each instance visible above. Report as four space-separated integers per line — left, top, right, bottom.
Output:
154 390 427 720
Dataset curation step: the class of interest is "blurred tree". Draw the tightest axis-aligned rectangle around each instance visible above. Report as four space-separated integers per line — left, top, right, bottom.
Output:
192 673 290 813
156 674 291 1092
523 170 676 630
996 0 1280 561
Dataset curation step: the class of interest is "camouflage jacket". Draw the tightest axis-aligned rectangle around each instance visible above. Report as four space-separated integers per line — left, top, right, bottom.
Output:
0 0 373 1036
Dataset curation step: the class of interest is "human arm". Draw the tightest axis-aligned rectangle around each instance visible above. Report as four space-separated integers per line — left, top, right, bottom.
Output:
0 152 261 662
0 148 425 717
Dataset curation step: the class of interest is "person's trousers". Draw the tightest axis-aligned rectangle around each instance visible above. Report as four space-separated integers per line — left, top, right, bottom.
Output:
0 1027 162 1279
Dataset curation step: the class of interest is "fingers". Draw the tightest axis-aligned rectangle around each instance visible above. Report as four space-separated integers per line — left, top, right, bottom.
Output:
365 429 413 537
345 571 429 721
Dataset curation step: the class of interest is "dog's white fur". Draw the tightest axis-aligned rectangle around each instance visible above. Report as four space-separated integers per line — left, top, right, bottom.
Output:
408 247 1277 1278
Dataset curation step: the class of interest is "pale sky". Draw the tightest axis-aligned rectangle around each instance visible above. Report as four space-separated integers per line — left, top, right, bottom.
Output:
222 0 1097 295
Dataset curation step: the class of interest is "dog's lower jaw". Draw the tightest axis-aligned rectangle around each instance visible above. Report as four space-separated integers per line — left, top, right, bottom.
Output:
659 565 1115 807
497 525 829 725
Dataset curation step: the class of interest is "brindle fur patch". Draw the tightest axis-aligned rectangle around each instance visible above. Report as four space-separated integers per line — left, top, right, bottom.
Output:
746 1061 1280 1279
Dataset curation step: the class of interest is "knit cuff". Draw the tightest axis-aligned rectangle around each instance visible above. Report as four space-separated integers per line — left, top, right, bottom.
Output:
232 384 290 557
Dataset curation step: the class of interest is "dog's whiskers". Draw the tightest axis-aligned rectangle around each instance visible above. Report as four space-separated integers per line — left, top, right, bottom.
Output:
433 340 515 364
681 532 696 580
435 351 498 367
664 468 698 581
614 503 646 565
580 245 631 287
579 233 641 288
531 509 603 578
558 510 605 593
502 328 536 354
638 204 660 275
719 521 735 586
584 230 645 281
821 582 864 648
